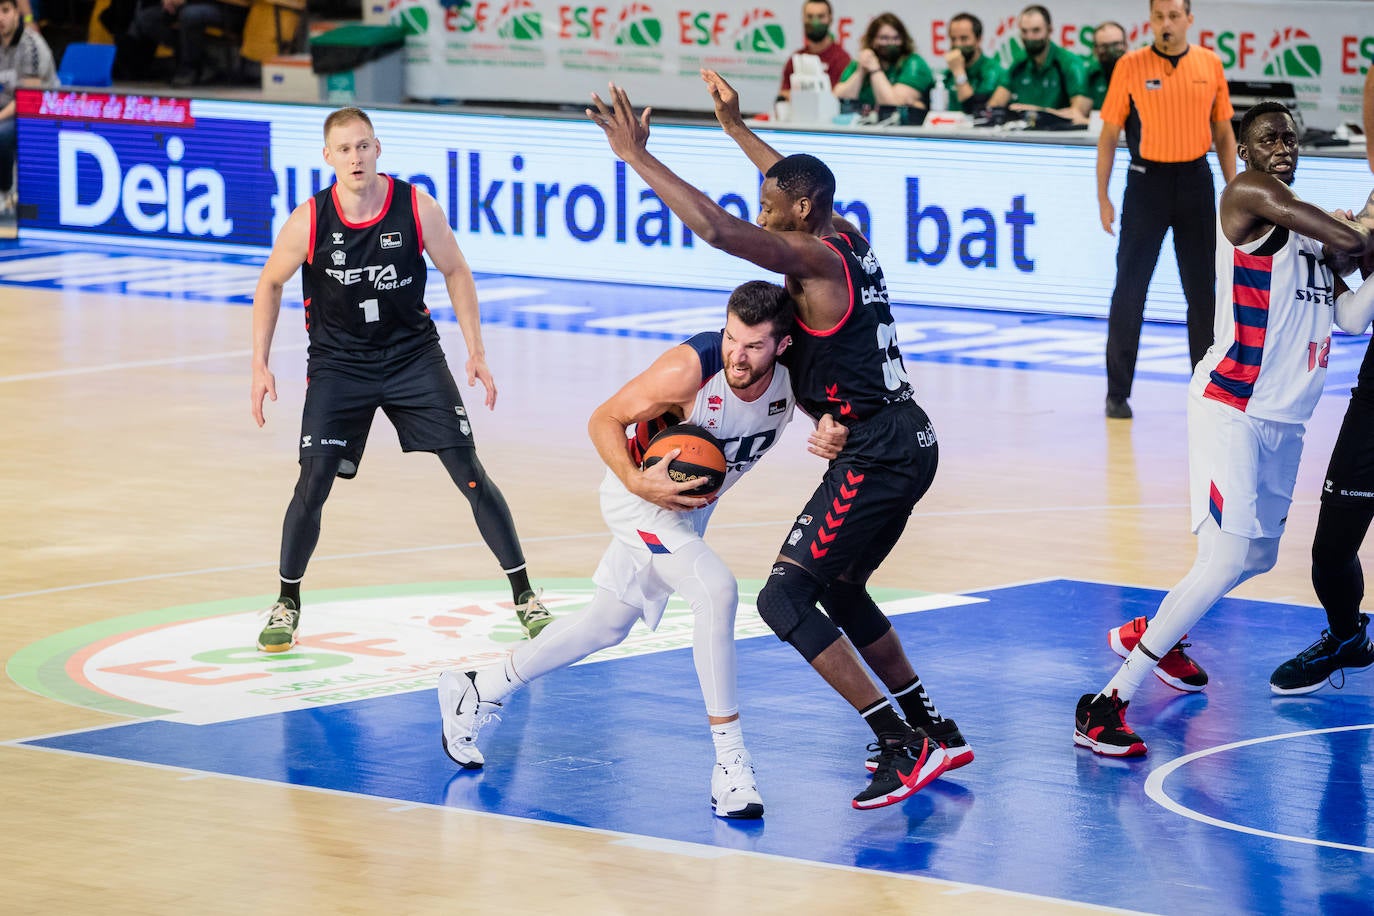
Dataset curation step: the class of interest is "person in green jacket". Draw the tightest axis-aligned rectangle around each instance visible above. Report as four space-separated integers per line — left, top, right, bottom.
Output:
941 12 1010 114
1082 20 1127 110
1005 4 1091 124
833 12 933 109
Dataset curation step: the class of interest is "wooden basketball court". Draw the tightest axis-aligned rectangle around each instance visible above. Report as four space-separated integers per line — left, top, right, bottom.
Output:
2 240 1368 913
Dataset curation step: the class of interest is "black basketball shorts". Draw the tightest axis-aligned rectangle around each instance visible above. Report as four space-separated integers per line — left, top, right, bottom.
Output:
299 344 475 475
1321 394 1374 507
777 401 939 585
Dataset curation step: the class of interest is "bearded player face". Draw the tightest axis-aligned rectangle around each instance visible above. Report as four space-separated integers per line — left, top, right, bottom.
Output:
721 312 789 393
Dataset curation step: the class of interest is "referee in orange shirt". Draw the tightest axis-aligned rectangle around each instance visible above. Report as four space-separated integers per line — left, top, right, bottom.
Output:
1098 0 1236 419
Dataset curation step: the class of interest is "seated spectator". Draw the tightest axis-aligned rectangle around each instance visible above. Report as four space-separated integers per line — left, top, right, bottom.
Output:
126 0 247 87
778 0 851 102
1006 4 1091 124
833 12 933 109
0 0 56 218
941 12 1010 114
1083 21 1126 110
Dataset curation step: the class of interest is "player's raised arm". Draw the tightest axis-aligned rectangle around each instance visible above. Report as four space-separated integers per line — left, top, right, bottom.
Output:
701 69 784 176
1223 171 1372 256
588 343 711 511
251 202 312 427
417 189 496 409
587 83 838 281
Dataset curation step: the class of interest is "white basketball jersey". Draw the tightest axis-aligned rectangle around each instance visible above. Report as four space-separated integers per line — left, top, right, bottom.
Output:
600 331 796 559
683 337 796 499
1190 219 1334 423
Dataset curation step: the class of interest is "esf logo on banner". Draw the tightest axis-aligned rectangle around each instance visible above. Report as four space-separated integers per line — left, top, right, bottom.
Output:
19 114 277 246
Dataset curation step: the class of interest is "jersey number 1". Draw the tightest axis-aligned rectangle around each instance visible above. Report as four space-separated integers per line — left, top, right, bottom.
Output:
358 298 379 323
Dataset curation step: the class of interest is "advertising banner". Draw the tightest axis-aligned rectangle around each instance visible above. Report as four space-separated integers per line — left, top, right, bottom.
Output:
16 91 1372 323
388 0 1372 130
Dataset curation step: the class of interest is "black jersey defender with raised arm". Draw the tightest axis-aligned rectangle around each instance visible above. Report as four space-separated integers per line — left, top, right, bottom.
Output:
783 230 915 422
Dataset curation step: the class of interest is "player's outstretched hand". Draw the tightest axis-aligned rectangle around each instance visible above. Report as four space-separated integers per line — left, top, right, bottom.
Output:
807 413 849 460
634 448 712 512
587 83 652 164
467 354 497 409
251 366 276 427
701 69 743 129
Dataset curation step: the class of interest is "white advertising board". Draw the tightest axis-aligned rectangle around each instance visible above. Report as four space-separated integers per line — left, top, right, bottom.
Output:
16 91 1373 323
389 0 1373 130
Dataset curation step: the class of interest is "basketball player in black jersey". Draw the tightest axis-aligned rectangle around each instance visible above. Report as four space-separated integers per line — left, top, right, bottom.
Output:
249 107 551 651
1271 82 1374 696
588 76 971 809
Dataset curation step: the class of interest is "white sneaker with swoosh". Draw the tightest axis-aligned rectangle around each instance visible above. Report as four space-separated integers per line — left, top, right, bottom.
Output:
438 670 502 769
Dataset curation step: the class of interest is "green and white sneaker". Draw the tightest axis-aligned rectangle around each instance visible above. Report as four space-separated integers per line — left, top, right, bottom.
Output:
257 600 300 653
515 589 553 639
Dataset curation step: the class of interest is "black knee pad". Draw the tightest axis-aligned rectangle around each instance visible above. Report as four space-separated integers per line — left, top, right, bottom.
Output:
757 565 840 663
820 580 892 649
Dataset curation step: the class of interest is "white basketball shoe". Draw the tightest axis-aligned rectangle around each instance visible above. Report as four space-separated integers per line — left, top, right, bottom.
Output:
438 670 503 769
710 752 764 819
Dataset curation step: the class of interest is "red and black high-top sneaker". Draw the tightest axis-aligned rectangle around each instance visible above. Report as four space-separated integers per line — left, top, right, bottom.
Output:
865 717 973 774
1110 616 1208 692
1074 690 1147 757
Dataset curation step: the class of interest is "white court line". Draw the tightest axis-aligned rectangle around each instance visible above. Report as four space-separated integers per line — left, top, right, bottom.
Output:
0 530 609 602
0 507 1199 603
2 499 1330 603
0 344 308 384
1145 724 1374 854
3 739 1144 913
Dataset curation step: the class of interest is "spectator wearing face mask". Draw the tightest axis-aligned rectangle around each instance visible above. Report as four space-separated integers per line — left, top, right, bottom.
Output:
1006 3 1092 124
1084 21 1127 110
941 12 1011 114
833 12 934 109
778 0 852 102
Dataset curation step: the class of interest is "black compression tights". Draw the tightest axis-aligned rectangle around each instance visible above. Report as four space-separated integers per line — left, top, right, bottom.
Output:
1312 501 1374 640
437 447 526 573
280 456 341 581
279 450 527 583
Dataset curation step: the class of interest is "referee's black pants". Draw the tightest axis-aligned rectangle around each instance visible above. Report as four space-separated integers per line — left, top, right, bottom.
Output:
1105 157 1217 401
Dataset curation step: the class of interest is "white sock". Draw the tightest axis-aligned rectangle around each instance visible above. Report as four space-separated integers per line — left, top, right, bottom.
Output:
473 652 525 705
710 718 747 763
1101 647 1156 703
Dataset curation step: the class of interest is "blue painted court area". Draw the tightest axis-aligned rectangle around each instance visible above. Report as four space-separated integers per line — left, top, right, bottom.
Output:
0 236 1365 390
24 580 1374 915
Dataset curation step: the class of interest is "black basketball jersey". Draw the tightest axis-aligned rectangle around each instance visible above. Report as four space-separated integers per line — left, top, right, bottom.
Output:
1353 337 1374 406
784 231 914 422
301 176 437 360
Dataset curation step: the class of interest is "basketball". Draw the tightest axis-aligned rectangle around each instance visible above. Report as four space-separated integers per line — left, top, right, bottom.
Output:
641 424 727 497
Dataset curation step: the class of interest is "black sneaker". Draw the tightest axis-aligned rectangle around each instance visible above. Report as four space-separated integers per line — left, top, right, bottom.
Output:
1105 396 1133 419
1270 613 1374 696
865 717 973 774
852 730 949 810
1074 690 1147 757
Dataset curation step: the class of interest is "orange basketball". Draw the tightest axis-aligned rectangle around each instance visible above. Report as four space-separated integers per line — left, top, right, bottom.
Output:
641 424 728 497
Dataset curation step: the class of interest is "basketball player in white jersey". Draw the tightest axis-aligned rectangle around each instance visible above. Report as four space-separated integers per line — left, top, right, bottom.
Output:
1076 101 1374 756
438 281 848 818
